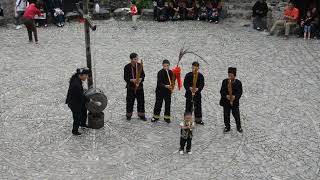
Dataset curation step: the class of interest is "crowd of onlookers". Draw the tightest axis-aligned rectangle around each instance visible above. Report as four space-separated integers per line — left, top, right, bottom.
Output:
252 0 319 39
153 0 222 24
15 0 65 29
1 0 319 41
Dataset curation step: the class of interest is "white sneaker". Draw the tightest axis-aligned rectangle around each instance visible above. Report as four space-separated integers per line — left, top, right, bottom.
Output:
16 25 22 30
187 151 192 155
179 150 184 155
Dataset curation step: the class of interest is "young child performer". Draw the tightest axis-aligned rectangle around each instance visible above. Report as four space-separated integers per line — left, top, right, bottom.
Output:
22 1 43 43
219 67 243 133
151 60 174 123
124 53 147 121
130 0 139 30
179 112 195 155
184 61 205 125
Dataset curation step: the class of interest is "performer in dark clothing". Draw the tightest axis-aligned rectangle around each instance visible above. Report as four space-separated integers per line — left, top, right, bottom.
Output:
252 0 269 30
184 62 205 125
220 67 243 133
66 68 90 135
124 53 146 121
151 60 174 123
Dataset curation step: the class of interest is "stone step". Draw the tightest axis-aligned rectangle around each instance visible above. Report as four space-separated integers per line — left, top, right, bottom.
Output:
227 9 252 19
224 0 255 3
224 2 254 11
0 16 6 26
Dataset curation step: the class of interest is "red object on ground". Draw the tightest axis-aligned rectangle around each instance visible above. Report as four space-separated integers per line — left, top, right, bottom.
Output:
172 65 182 90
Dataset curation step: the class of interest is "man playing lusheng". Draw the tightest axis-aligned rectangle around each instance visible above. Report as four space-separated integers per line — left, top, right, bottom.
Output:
219 67 243 133
151 60 174 123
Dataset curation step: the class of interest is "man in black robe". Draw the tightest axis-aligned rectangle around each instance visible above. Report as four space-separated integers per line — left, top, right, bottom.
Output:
252 0 269 30
184 62 205 125
124 53 146 121
66 68 90 135
151 60 173 123
219 67 243 133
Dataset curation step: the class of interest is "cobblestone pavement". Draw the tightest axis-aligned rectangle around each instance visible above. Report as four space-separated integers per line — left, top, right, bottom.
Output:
0 19 320 180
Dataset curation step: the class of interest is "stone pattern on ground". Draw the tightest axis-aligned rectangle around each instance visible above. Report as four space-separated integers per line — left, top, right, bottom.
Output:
0 19 320 179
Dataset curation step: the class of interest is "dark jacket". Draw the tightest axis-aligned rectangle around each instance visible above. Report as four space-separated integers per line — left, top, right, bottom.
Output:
219 79 242 107
124 63 145 90
65 74 88 111
252 1 268 17
183 72 205 98
156 69 173 95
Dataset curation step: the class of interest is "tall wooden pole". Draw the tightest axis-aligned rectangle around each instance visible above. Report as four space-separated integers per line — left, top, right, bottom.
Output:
83 0 93 88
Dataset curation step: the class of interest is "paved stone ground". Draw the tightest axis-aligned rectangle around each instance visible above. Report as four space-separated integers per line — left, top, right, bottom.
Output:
0 19 320 180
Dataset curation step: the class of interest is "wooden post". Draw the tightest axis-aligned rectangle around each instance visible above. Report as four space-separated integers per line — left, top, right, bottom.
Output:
83 0 93 88
77 1 96 88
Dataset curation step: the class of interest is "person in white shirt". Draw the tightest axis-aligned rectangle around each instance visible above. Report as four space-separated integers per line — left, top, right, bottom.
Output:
15 0 28 30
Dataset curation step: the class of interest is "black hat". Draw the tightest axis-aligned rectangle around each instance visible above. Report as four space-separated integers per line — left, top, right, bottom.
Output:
77 67 90 75
130 53 138 60
192 61 200 67
228 67 237 76
162 59 170 65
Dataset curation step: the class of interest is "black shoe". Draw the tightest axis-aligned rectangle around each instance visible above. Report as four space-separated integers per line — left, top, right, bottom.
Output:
224 128 231 133
72 131 81 136
126 116 131 120
196 121 204 125
237 128 243 133
151 118 159 122
139 116 147 121
80 124 89 128
164 119 171 123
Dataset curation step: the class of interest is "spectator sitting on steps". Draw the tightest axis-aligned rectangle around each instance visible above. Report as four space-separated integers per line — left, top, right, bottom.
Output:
268 2 299 39
252 0 268 31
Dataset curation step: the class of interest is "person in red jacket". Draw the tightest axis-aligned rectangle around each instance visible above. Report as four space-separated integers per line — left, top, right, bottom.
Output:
130 0 139 30
22 1 43 43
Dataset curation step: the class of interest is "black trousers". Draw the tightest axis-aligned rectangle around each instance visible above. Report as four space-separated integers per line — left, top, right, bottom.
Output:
72 108 87 132
22 17 38 42
180 137 192 151
223 105 241 129
126 88 145 117
153 91 171 119
186 96 202 122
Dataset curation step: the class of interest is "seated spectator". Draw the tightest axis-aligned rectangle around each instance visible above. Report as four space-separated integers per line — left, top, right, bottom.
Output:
177 0 187 20
197 0 207 21
185 0 197 20
252 0 268 30
268 2 299 39
211 0 222 23
34 0 49 27
206 0 221 23
50 0 63 25
54 7 64 27
15 0 28 30
156 0 167 21
167 1 178 20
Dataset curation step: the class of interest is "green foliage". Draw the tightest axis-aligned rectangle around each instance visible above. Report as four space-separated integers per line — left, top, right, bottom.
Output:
136 0 152 9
